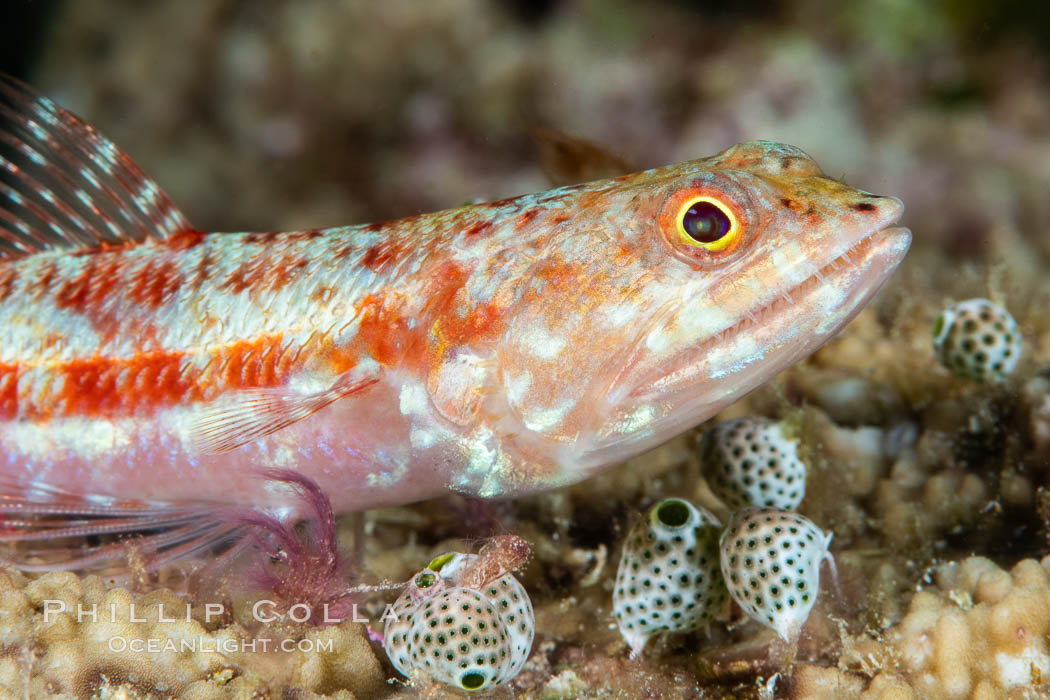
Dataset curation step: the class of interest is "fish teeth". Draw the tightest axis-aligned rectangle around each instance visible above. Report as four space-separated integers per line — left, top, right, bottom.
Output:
613 498 728 657
700 417 806 511
719 507 833 642
933 298 1022 383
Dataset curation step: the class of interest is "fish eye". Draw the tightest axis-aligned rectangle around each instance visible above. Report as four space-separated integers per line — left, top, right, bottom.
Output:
677 196 738 251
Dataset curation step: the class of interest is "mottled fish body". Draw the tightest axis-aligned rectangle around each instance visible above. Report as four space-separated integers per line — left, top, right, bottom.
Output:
0 78 909 568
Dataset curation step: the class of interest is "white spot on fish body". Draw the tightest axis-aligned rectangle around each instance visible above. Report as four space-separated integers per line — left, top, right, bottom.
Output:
5 417 127 459
813 282 851 334
674 303 736 341
366 459 407 488
271 447 295 468
621 404 656 434
522 396 576 432
605 301 642 326
741 275 765 297
768 245 795 280
707 334 764 379
457 427 512 499
505 371 531 406
399 383 429 416
410 428 437 449
523 325 566 360
645 326 672 354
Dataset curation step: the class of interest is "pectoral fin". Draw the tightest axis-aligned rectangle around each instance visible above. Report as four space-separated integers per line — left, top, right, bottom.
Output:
190 364 380 454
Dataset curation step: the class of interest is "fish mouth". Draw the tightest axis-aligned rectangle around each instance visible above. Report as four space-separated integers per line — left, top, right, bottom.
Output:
588 215 911 460
630 219 911 401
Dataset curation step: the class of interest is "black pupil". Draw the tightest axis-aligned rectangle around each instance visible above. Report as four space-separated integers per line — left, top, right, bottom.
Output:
682 201 731 243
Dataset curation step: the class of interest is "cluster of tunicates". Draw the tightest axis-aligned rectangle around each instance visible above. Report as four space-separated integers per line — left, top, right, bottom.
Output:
612 497 833 656
612 416 837 655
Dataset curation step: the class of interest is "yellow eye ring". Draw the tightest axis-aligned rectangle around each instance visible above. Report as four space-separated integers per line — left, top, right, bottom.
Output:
676 196 739 251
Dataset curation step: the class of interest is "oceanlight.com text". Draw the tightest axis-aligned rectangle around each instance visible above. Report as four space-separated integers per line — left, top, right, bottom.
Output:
106 636 333 654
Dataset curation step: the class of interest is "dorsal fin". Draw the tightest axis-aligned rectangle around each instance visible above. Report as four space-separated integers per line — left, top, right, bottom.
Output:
528 125 637 187
0 75 194 259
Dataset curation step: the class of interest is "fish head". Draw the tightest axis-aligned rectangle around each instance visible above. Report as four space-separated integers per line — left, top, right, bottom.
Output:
496 140 910 480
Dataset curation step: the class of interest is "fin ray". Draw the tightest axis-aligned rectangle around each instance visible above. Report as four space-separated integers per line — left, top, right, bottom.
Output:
0 513 202 541
0 474 244 573
0 120 118 248
0 75 193 259
191 365 381 454
528 125 637 186
0 80 183 240
0 471 340 576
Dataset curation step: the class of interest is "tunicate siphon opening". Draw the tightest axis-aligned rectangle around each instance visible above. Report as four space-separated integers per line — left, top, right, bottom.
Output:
461 671 487 690
428 553 455 572
655 499 691 528
932 314 944 338
932 311 952 344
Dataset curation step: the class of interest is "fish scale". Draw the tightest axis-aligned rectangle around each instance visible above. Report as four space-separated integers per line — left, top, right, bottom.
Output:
0 76 910 571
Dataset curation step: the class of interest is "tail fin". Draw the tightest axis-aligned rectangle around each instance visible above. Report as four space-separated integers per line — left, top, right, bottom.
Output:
0 75 194 260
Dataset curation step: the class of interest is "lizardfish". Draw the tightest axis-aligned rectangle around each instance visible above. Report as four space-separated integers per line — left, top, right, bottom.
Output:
0 78 909 569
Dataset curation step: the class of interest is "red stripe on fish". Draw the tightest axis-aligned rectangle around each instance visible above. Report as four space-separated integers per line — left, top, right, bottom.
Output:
354 292 421 369
43 352 194 420
360 237 412 271
0 265 13 302
0 364 16 421
12 332 306 421
464 221 493 238
163 229 207 251
218 336 294 390
515 208 540 229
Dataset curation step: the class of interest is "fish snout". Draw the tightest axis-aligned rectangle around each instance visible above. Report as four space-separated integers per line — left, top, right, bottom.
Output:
847 193 905 232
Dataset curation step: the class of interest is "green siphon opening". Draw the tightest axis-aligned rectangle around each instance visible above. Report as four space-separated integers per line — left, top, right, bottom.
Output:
655 499 691 528
932 314 945 340
415 572 437 588
428 553 455 572
461 671 486 690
